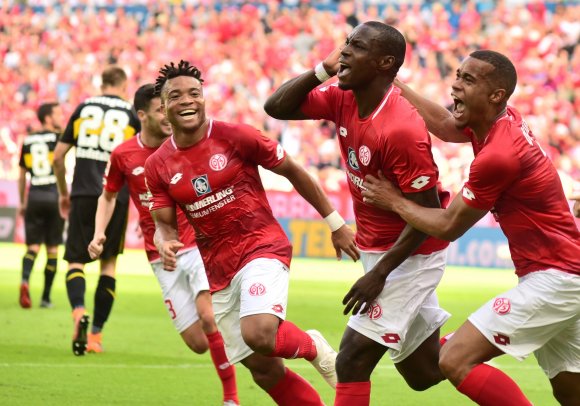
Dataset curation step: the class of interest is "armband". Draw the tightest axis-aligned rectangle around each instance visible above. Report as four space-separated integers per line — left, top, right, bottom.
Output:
324 210 346 232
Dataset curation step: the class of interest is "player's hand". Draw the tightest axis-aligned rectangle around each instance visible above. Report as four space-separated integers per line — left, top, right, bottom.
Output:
361 171 401 211
159 240 184 271
88 233 106 260
59 195 70 219
331 224 359 262
322 46 344 77
342 270 386 316
573 200 580 218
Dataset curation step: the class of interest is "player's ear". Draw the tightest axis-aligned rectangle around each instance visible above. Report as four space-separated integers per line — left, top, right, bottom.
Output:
377 55 395 72
137 110 146 121
489 88 507 105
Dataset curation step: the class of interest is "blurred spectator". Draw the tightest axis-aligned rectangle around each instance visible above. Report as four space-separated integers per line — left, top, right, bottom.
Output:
0 0 578 197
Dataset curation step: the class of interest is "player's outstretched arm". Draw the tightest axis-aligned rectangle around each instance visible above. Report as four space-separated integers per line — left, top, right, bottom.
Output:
151 207 183 271
53 141 73 219
343 181 442 316
88 190 118 260
394 78 469 143
271 155 359 262
264 47 342 120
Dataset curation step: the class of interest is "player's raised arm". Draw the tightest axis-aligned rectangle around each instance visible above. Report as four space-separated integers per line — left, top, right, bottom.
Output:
394 78 469 143
264 47 342 120
270 155 359 262
88 190 118 260
151 207 183 271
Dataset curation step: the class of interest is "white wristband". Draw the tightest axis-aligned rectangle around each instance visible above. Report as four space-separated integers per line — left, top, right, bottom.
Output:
324 210 346 232
314 62 331 83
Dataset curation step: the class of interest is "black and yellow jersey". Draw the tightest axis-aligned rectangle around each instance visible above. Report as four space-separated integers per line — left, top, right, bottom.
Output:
61 94 140 202
19 130 59 201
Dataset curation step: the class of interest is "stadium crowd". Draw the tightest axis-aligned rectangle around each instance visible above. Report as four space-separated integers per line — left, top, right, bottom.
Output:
1 0 579 196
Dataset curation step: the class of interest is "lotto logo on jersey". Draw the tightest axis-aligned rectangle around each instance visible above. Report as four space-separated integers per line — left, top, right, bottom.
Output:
170 173 183 184
492 297 511 315
366 303 382 320
411 175 430 190
276 144 285 160
192 175 212 197
347 148 359 170
339 127 347 137
132 166 144 176
209 154 227 171
462 186 475 200
249 283 266 296
358 145 371 166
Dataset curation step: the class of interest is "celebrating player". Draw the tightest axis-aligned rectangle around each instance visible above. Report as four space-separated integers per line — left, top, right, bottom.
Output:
145 60 359 405
364 50 580 405
265 21 451 405
87 84 239 406
53 66 140 355
17 102 65 309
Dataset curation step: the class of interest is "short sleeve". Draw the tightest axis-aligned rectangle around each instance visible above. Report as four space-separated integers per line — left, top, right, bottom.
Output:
462 149 520 210
300 83 340 122
233 124 286 170
383 123 439 193
103 149 125 193
144 155 175 211
60 105 82 145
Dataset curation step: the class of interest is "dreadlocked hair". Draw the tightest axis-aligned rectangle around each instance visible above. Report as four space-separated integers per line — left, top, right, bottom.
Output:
154 60 204 96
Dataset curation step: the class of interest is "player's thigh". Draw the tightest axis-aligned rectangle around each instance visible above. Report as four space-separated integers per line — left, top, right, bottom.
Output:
469 270 580 361
43 200 64 246
336 326 388 381
64 197 98 263
100 200 129 260
23 200 46 245
152 260 200 335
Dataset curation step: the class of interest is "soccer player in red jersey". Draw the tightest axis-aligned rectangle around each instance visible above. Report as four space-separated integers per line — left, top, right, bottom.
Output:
145 60 360 406
87 84 239 406
265 22 452 405
364 50 580 405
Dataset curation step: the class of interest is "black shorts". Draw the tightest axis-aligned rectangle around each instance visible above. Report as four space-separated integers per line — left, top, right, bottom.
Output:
64 196 129 264
24 199 64 246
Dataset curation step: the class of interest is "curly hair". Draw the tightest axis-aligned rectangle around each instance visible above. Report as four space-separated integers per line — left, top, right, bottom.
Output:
154 60 204 97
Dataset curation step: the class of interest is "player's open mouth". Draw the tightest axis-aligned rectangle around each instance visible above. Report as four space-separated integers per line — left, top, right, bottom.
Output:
452 95 465 119
338 62 351 79
179 109 197 120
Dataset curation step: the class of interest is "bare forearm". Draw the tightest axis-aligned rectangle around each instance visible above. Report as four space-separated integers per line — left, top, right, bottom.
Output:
94 192 117 237
287 170 334 218
264 71 321 120
18 173 26 206
53 158 68 196
391 196 459 241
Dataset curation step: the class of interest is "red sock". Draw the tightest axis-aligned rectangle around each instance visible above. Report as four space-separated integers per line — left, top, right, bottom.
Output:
269 321 317 361
457 364 532 406
206 331 239 404
440 332 455 347
334 382 371 406
268 368 324 406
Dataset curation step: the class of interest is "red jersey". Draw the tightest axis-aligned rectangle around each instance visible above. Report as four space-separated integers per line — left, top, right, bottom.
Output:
301 84 449 254
103 135 196 262
462 107 580 277
144 120 292 292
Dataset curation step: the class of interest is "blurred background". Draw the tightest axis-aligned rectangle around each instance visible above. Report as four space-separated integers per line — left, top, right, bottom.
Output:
0 0 579 267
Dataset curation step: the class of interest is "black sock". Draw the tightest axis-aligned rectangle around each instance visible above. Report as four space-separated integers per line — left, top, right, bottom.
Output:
65 268 85 309
42 255 58 302
92 275 116 333
21 250 37 282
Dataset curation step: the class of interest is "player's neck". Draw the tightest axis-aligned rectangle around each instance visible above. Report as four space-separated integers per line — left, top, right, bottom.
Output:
100 86 125 99
354 82 392 119
139 131 166 148
471 107 507 142
172 120 208 148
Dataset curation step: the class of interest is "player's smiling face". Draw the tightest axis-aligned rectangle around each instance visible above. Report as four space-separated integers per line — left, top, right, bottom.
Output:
337 24 381 90
146 97 172 140
451 57 496 129
162 76 206 133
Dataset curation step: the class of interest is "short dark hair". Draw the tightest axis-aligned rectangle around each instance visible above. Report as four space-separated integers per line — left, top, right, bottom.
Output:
102 65 128 87
37 102 58 124
469 50 517 99
154 60 204 97
133 84 157 112
365 21 406 76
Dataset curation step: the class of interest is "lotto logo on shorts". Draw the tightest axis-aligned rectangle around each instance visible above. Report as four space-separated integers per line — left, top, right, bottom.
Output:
493 333 510 346
366 303 382 320
249 283 266 296
272 304 284 314
492 297 511 315
381 333 401 344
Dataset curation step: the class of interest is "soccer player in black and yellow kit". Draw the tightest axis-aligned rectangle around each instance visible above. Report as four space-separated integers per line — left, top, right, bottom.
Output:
18 102 65 309
53 66 140 355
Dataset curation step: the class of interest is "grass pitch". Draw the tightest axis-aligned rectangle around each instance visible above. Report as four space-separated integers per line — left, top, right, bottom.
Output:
0 243 556 405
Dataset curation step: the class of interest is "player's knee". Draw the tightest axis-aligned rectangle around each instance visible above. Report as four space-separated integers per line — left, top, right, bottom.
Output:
336 350 371 382
249 363 285 389
404 373 443 392
185 336 208 354
438 349 464 384
242 329 275 354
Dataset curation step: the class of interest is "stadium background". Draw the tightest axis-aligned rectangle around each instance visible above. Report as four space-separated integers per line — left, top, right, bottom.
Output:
0 0 579 269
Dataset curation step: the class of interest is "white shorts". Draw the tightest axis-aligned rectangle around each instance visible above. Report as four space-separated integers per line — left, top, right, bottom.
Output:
347 249 450 363
211 258 290 364
469 269 580 379
151 247 210 333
